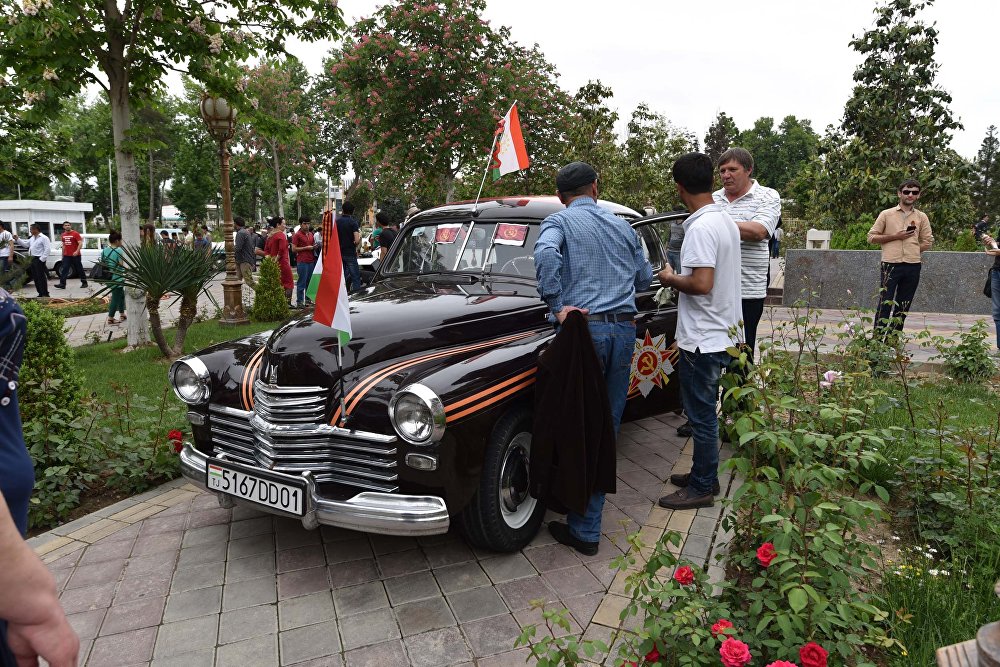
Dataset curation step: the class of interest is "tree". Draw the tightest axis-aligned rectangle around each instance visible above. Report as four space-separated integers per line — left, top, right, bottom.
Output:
0 88 68 199
704 112 740 167
806 0 971 232
737 115 819 192
973 125 1000 219
0 0 343 346
323 0 568 204
561 81 620 178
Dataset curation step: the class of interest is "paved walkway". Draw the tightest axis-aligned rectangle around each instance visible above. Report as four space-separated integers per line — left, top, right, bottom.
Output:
29 414 736 667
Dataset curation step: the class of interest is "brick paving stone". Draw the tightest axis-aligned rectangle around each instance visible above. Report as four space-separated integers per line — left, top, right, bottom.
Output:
287 656 344 667
523 543 580 573
280 566 333 598
278 620 341 664
319 525 360 543
278 590 335 631
620 503 652 525
51 567 72 591
138 513 188 536
66 609 105 641
327 558 378 589
495 575 557 611
513 606 582 637
231 505 268 521
230 516 273 539
170 561 225 593
115 571 172 604
344 639 409 667
152 615 220 658
421 539 475 568
377 548 430 578
45 550 84 570
278 544 327 573
99 596 165 635
59 581 116 615
275 524 322 551
151 648 216 667
192 492 220 510
689 515 718 537
219 604 278 644
404 626 471 667
65 558 126 590
182 523 230 548
460 614 522 658
383 571 440 605
228 532 275 559
563 591 605 626
77 538 134 565
608 486 649 508
369 534 417 555
187 507 233 529
223 577 277 611
98 522 142 544
217 634 279 667
175 541 228 569
394 596 455 636
680 534 712 562
125 550 179 578
433 562 491 594
476 647 534 666
226 552 276 583
478 553 536 584
542 565 605 599
339 609 400 651
87 626 157 667
162 585 222 622
131 532 184 557
585 559 618 588
333 581 388 617
324 537 373 564
446 586 508 623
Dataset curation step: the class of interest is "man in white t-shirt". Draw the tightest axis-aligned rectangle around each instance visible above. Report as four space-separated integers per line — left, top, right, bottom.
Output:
0 222 13 276
656 153 742 510
712 147 780 359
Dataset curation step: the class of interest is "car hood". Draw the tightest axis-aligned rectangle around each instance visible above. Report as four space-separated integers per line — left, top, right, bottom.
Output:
262 276 548 383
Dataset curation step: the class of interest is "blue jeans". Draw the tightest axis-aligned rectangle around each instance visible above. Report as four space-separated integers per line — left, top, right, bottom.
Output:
667 251 681 273
342 254 361 292
678 347 730 496
296 260 315 305
566 320 635 543
992 269 1000 348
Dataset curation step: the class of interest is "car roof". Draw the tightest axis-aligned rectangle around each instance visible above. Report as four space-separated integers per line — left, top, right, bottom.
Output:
407 196 641 225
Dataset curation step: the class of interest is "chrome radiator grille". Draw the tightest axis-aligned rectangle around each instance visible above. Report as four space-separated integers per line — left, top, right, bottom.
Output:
207 384 399 493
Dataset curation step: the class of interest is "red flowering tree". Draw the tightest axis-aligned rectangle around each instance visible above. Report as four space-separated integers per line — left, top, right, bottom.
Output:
322 0 569 204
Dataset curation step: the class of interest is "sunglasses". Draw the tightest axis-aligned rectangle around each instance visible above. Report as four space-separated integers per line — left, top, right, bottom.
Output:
901 189 920 195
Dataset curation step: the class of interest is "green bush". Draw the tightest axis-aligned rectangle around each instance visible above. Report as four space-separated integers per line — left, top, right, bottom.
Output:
252 256 289 322
950 228 981 252
933 320 996 382
830 214 876 250
19 300 84 424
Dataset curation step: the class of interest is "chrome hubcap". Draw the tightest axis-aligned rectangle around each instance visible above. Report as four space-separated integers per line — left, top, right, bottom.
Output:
499 432 535 529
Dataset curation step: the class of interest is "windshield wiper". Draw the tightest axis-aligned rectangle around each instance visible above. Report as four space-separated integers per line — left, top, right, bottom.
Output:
416 273 481 284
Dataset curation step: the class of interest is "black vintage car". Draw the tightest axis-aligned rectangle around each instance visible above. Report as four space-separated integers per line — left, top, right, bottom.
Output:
170 197 685 552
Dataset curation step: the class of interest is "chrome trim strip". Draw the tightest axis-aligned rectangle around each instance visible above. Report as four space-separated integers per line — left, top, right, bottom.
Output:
179 443 447 536
208 404 398 444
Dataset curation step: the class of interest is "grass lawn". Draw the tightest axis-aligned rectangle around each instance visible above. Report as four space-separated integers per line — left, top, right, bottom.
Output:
73 319 275 408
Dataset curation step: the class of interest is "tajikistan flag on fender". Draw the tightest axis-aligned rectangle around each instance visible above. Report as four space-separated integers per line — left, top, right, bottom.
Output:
490 102 530 181
308 209 352 345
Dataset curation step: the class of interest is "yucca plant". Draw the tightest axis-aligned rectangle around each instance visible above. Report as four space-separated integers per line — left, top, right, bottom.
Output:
95 243 222 358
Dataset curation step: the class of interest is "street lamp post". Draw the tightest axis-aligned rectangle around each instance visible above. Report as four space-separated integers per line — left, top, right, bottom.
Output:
200 93 248 325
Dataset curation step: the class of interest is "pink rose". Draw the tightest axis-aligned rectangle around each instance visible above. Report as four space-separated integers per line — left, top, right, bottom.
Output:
719 637 752 667
799 642 829 667
756 542 777 568
710 618 734 639
672 566 695 586
765 662 799 667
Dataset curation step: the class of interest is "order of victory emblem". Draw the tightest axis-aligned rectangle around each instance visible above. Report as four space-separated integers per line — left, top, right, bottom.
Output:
628 331 677 398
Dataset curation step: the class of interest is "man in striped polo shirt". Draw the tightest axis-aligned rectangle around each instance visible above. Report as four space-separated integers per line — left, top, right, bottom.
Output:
712 147 781 358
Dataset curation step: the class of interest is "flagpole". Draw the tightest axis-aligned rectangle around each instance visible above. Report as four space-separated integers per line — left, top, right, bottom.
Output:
326 176 349 428
473 133 499 214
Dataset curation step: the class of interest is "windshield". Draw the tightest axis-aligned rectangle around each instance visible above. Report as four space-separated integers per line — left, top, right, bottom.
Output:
382 220 540 278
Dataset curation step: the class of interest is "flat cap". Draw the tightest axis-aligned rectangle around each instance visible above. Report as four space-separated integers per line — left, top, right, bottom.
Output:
556 161 598 192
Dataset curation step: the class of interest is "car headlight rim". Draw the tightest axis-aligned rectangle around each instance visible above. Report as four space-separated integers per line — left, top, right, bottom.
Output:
389 383 446 446
169 356 211 405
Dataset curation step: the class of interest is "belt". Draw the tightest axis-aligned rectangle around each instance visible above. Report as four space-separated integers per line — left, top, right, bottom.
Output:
586 312 635 323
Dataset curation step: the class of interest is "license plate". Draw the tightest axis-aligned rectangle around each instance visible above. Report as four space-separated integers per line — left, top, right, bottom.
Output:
206 459 306 516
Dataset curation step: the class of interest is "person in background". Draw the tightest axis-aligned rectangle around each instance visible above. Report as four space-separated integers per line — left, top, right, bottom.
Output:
55 221 87 290
292 217 316 308
336 201 362 291
378 214 399 253
770 218 784 258
0 290 80 667
234 217 257 290
193 229 211 252
0 222 13 277
667 214 685 272
103 231 126 325
182 226 194 249
263 217 294 304
26 224 50 298
371 215 383 252
981 224 1000 349
201 224 212 243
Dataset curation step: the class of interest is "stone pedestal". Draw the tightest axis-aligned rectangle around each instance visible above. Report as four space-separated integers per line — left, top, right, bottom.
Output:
980 621 1000 667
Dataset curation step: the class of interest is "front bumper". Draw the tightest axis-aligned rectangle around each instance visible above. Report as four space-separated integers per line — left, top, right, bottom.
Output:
179 443 450 536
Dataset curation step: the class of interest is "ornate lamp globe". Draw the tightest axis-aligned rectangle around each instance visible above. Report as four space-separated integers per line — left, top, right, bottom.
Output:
200 94 237 142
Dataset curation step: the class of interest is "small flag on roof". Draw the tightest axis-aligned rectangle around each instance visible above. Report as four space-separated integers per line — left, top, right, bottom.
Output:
490 102 530 181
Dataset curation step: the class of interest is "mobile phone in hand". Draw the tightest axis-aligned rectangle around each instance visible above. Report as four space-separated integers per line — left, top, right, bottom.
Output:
906 224 916 232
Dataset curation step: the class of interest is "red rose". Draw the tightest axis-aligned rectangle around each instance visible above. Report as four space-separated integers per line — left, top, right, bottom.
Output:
765 662 799 667
719 637 752 667
168 429 183 442
799 642 829 667
644 648 660 663
756 542 777 568
173 440 183 454
673 566 695 586
710 618 734 639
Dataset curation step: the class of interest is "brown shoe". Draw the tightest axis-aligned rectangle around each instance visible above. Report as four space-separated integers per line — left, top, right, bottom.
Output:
658 488 714 510
668 472 721 496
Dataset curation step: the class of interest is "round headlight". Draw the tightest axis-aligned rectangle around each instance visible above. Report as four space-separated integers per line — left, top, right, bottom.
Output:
389 384 446 445
169 356 211 405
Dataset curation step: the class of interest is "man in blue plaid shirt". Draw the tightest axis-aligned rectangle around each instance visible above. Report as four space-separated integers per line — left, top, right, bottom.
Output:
534 161 653 556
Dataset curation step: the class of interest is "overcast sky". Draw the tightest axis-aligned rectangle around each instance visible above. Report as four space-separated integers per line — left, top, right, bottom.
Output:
284 0 996 160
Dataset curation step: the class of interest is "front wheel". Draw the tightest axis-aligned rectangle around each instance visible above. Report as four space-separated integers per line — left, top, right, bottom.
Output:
458 406 544 552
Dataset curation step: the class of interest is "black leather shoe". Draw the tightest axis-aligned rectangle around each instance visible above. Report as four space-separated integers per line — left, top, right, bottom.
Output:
658 488 715 510
54 284 65 289
548 521 599 556
668 472 721 496
677 421 692 437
